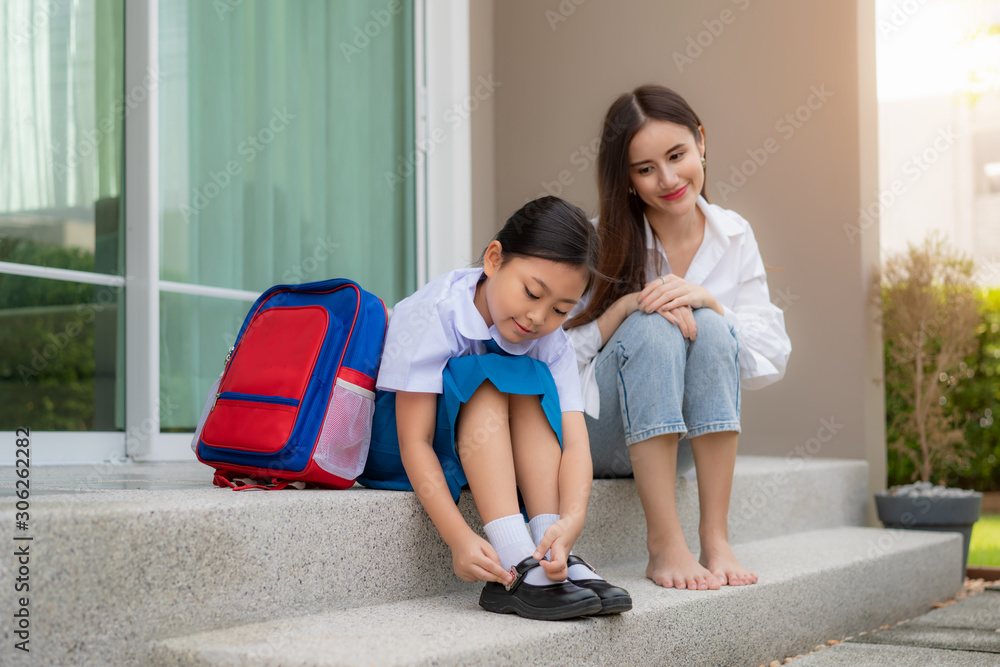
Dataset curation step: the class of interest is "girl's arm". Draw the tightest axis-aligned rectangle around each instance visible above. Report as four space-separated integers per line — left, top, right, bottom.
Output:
533 410 593 581
395 391 512 585
594 292 642 347
566 292 642 373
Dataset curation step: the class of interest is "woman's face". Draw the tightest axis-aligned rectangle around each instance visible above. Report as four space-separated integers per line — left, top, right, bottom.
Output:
627 119 705 221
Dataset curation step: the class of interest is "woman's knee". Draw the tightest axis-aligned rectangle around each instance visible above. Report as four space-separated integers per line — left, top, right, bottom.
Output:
615 311 685 355
692 308 737 355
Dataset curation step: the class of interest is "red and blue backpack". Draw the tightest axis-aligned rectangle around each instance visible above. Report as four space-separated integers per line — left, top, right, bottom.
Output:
192 278 388 490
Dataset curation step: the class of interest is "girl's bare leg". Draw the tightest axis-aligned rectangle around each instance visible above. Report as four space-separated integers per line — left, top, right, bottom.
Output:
455 382 520 523
629 433 720 590
690 430 757 586
508 394 561 518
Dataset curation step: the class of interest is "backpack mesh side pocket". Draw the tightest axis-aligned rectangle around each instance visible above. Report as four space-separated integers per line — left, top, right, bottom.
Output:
313 377 375 480
191 376 222 453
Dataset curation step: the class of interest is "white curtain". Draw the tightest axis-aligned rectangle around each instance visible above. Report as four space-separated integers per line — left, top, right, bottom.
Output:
0 0 122 216
158 0 415 428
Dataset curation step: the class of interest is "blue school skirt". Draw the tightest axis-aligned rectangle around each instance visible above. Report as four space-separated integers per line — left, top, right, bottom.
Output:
357 352 563 502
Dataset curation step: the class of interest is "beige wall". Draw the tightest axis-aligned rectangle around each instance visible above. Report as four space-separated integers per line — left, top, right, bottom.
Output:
477 0 885 486
469 0 496 257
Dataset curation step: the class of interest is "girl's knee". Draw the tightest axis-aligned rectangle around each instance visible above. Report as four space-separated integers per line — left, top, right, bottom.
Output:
464 380 507 409
508 393 541 412
456 382 508 442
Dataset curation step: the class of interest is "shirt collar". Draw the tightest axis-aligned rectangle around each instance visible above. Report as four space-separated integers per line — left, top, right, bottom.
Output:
452 269 537 355
642 196 741 282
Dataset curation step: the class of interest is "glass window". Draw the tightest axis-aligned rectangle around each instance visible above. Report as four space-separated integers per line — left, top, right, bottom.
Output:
0 0 125 432
158 0 415 429
0 276 124 431
0 0 124 276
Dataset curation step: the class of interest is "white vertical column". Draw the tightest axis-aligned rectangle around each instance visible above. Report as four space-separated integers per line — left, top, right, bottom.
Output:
857 0 886 524
124 0 161 460
424 0 472 281
414 0 429 286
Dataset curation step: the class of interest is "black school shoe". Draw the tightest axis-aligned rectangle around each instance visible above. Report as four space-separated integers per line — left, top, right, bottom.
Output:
479 557 603 620
566 555 633 615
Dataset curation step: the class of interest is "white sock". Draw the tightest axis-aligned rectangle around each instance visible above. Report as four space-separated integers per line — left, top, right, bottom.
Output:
528 513 603 581
482 514 550 586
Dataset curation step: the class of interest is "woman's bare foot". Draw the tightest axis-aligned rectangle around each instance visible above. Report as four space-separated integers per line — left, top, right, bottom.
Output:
647 545 722 590
698 540 757 586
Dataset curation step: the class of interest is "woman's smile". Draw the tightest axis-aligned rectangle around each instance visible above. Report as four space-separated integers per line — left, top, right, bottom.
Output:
660 184 688 201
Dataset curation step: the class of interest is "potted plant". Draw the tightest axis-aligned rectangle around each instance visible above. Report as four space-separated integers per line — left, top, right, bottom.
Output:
872 234 983 577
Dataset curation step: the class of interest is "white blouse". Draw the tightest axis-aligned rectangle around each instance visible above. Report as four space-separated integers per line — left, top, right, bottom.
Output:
377 267 585 413
567 197 791 418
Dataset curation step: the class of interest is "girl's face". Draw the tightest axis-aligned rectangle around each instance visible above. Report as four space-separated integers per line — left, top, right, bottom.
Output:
627 119 705 221
476 241 588 344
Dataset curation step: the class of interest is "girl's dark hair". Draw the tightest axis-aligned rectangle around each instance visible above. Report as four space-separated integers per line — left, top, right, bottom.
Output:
567 85 705 328
483 196 601 291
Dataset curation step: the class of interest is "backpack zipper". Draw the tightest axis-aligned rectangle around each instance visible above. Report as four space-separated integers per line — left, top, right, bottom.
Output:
210 346 236 412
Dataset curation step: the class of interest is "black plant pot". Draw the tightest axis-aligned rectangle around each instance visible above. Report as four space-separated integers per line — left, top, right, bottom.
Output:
874 491 983 578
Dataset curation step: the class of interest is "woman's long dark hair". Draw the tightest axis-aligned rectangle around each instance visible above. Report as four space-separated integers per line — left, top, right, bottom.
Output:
566 85 705 328
483 195 601 291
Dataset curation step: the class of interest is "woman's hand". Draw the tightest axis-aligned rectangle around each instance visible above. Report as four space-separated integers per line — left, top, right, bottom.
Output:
659 304 697 340
449 530 513 584
639 274 720 314
637 275 722 340
532 515 585 582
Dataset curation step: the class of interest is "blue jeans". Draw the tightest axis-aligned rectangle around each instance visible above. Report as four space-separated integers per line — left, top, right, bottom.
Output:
585 308 741 478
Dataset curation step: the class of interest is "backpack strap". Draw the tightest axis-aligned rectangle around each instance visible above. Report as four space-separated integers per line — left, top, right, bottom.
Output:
212 470 305 491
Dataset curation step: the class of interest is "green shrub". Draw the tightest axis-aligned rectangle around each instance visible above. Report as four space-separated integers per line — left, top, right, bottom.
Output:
877 236 981 486
885 286 1000 491
0 239 109 431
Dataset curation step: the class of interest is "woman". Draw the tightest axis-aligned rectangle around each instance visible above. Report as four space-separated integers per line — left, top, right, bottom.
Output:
566 85 791 591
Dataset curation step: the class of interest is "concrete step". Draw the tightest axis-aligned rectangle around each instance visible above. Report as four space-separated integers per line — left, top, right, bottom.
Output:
149 527 963 667
0 456 867 664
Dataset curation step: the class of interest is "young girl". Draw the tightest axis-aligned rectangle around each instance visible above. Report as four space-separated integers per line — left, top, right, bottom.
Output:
358 196 631 620
566 85 791 591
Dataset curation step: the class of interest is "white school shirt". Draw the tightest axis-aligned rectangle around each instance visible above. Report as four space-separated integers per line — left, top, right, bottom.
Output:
567 196 791 418
377 267 585 413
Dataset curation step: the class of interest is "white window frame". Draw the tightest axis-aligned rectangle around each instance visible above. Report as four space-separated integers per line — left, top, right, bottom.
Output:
0 261 128 465
2 0 471 465
420 0 472 285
